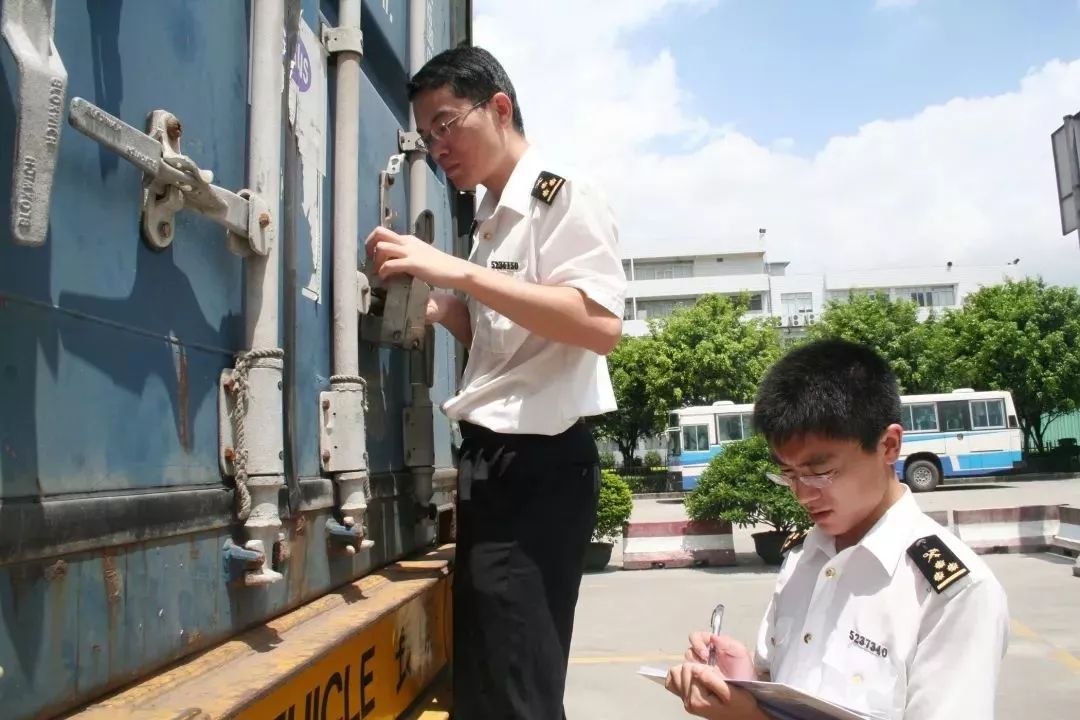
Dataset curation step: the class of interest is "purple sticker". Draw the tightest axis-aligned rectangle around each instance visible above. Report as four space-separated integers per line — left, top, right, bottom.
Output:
292 39 312 92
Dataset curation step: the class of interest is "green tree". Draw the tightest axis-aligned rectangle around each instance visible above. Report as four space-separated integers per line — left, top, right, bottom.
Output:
594 334 672 465
807 292 955 394
656 294 782 408
685 434 811 533
944 279 1080 453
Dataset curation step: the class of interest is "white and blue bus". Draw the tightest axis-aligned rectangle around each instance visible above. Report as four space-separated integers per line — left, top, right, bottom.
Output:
666 389 1023 492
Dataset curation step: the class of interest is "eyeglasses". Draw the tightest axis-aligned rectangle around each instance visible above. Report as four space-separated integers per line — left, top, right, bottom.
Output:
766 470 838 490
418 97 492 151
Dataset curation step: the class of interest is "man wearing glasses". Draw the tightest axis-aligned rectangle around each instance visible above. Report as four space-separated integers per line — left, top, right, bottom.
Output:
365 47 626 719
665 340 1009 720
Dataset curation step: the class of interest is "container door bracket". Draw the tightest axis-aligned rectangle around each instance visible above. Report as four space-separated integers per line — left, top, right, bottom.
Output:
2 0 68 247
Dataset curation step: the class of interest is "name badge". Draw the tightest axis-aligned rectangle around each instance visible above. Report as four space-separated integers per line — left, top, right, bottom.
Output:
490 260 520 272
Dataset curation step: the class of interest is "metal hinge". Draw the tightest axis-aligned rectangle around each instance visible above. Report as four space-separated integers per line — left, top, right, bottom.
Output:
2 0 68 247
67 98 273 256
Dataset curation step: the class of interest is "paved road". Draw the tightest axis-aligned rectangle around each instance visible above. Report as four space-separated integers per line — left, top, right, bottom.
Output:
566 552 1080 719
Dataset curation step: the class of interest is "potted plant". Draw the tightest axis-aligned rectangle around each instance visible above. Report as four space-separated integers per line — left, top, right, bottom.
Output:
586 470 634 571
685 434 811 565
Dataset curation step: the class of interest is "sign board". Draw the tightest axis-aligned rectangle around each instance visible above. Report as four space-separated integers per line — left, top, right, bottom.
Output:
1051 113 1080 237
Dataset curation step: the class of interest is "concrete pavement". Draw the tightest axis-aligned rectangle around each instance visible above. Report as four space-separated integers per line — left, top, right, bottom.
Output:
566 552 1080 719
566 479 1080 718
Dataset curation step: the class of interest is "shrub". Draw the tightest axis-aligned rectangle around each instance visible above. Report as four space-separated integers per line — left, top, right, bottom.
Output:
685 435 811 533
593 470 634 543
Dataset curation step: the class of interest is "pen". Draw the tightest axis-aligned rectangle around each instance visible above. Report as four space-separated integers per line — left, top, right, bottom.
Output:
707 603 725 667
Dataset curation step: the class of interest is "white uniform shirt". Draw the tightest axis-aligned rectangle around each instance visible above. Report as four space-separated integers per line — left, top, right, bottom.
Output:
441 147 627 435
754 488 1009 720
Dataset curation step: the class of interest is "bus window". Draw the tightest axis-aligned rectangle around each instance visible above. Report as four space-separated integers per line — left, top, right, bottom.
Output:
667 428 682 456
683 424 710 452
938 400 972 432
669 412 680 428
971 399 1005 429
902 403 938 432
717 415 743 443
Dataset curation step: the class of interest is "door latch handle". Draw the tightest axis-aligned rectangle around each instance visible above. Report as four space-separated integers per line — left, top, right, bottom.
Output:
2 0 68 247
67 98 273 256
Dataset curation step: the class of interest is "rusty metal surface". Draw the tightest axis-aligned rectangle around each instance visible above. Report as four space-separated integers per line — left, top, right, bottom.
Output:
63 546 454 720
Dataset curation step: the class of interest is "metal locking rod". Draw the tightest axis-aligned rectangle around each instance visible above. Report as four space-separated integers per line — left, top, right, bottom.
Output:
2 0 68 247
67 98 273 256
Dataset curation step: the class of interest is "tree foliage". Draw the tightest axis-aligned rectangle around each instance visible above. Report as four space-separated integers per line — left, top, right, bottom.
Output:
594 334 672 464
685 434 811 533
656 294 783 408
807 292 954 394
943 279 1080 453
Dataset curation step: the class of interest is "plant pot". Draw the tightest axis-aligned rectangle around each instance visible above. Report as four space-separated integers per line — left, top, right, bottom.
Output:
752 530 789 566
584 541 614 572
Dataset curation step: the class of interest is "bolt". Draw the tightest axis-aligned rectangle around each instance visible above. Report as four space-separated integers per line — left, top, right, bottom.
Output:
223 379 236 392
387 176 396 186
165 117 182 141
224 448 235 462
343 515 355 527
322 399 331 411
322 450 331 463
344 544 357 556
159 222 172 238
259 212 271 229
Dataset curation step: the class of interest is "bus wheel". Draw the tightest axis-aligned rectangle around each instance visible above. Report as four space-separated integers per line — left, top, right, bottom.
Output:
905 459 940 492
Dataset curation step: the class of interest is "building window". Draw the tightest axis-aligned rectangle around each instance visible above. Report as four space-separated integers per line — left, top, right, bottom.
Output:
634 298 695 320
892 285 957 308
746 294 764 312
781 292 814 316
631 261 694 281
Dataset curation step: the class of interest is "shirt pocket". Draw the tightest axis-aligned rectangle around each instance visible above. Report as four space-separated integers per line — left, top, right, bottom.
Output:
475 260 531 356
821 633 903 720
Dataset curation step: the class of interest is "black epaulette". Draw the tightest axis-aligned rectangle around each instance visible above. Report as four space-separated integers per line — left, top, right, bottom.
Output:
781 530 808 555
907 535 970 593
532 171 566 205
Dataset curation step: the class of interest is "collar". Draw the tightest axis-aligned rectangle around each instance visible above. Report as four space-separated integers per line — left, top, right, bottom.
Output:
800 486 919 577
858 486 921 577
475 145 545 220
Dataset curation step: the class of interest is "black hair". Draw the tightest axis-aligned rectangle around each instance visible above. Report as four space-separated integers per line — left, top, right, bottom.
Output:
753 339 902 452
407 46 525 135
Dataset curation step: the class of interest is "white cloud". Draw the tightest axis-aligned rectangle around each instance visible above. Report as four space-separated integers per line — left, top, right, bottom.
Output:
474 1 1080 286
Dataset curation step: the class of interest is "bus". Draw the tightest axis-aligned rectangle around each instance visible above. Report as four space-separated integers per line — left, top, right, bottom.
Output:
666 389 1023 492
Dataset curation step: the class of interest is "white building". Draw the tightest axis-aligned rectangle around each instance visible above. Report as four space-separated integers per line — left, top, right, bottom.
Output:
621 243 1019 337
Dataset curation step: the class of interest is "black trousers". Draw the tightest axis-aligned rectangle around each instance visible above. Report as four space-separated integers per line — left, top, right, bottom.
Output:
453 420 601 720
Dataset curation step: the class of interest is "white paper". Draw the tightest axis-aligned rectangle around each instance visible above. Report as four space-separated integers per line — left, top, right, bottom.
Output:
637 666 874 720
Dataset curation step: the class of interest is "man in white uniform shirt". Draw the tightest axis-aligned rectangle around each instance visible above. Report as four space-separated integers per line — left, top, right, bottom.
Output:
665 340 1009 720
365 47 626 719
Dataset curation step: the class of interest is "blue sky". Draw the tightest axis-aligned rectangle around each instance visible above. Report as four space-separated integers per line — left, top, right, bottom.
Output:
476 0 1080 285
637 0 1080 154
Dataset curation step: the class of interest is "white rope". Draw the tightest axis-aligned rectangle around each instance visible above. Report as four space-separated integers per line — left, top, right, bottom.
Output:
229 348 284 520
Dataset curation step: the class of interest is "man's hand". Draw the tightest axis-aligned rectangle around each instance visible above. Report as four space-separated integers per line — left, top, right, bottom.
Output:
365 226 469 289
685 633 756 682
665 663 763 719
